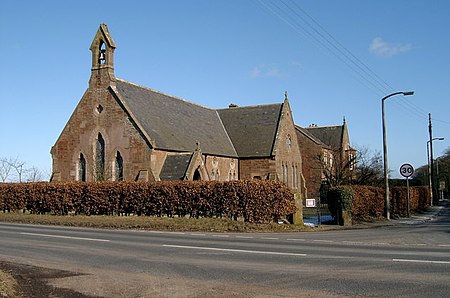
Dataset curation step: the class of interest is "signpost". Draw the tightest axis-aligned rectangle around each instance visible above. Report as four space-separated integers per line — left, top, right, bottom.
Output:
305 199 321 226
400 163 414 217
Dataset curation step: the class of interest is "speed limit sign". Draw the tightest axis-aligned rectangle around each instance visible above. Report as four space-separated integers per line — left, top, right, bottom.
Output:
400 163 414 178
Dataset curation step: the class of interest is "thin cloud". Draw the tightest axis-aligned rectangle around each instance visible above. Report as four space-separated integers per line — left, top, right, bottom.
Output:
369 37 412 58
250 65 284 78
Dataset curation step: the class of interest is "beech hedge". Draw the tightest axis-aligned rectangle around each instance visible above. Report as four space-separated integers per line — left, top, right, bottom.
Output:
0 180 295 223
328 185 431 221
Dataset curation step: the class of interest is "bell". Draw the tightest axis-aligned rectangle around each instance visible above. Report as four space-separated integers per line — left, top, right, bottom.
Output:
99 50 106 62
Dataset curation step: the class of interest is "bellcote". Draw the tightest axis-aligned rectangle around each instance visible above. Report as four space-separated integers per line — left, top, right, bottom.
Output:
89 24 116 85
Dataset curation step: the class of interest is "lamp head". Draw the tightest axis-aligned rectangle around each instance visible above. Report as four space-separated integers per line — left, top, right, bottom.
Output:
403 91 414 96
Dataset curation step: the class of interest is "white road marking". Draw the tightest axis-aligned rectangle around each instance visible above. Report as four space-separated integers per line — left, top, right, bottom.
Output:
287 238 306 241
261 237 279 240
190 233 206 236
313 239 334 243
20 232 110 242
393 259 450 265
149 231 186 235
342 241 365 245
236 236 254 239
439 244 450 247
212 234 230 238
163 244 307 256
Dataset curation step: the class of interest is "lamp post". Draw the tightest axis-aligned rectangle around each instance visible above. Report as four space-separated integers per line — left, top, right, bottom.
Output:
427 137 444 206
382 91 414 220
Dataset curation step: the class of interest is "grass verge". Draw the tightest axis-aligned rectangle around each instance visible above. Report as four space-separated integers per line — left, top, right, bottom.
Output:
0 212 319 233
0 269 19 298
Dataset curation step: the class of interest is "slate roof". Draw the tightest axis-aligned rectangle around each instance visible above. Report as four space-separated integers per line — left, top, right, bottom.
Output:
159 154 192 180
115 79 237 157
295 125 330 149
305 125 343 150
217 104 283 158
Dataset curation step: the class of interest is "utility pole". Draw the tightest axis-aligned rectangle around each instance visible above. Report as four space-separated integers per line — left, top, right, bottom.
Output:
429 113 436 205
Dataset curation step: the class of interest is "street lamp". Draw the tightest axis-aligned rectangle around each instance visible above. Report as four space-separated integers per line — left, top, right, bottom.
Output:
382 91 414 220
427 137 444 206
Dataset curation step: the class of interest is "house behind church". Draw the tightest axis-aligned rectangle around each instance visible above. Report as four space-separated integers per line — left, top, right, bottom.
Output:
295 119 355 200
50 24 305 196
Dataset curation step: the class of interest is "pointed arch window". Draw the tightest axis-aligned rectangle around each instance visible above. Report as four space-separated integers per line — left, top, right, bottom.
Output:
78 153 86 182
292 164 295 188
99 41 106 65
115 151 124 181
96 133 105 180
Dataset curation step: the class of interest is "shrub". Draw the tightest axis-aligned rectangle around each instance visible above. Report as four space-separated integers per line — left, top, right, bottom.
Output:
327 186 353 224
0 180 295 223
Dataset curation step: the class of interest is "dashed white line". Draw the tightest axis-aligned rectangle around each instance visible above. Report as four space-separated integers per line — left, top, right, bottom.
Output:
20 232 110 242
261 237 279 240
439 244 450 247
212 234 230 238
236 236 254 239
342 241 365 245
313 239 334 243
393 258 450 265
190 233 206 236
287 238 306 242
149 231 186 235
163 244 307 256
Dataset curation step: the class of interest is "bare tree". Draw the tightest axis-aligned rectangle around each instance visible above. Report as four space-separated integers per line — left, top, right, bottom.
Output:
8 158 27 183
318 146 383 187
26 166 45 182
0 157 13 182
0 157 48 182
351 147 383 186
319 149 356 188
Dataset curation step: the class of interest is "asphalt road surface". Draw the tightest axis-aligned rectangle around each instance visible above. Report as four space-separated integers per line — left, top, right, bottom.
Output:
0 208 449 297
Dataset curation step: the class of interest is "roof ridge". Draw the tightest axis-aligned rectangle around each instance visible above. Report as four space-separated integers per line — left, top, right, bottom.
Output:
115 78 213 110
306 125 343 129
216 102 282 111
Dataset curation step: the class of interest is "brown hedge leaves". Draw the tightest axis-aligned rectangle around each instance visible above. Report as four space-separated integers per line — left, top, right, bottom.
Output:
0 180 295 223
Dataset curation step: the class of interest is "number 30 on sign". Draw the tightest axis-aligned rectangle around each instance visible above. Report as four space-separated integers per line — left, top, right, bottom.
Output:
400 163 414 178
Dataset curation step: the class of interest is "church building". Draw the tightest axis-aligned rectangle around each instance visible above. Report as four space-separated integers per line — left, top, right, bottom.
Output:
51 24 305 195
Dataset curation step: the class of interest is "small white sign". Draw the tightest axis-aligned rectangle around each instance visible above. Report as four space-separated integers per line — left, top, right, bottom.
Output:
306 199 316 208
400 163 414 178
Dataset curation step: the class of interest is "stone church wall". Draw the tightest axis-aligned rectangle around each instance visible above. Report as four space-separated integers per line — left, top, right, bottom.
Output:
51 87 154 182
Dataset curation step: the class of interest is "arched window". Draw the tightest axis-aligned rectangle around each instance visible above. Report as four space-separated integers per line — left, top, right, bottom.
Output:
96 133 105 180
115 151 123 181
228 169 237 181
292 164 295 188
282 162 288 184
286 164 289 186
294 164 298 189
79 153 86 182
211 168 220 181
99 41 106 65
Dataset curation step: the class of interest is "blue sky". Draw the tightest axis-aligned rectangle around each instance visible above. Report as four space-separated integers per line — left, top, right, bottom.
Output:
1 0 449 179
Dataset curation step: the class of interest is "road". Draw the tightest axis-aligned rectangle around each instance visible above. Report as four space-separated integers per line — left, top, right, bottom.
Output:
0 207 449 297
